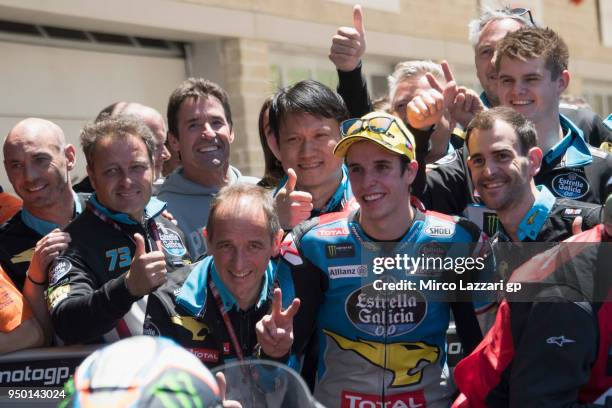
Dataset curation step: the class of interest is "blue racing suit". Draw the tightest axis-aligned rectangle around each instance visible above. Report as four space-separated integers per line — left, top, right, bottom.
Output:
277 208 492 408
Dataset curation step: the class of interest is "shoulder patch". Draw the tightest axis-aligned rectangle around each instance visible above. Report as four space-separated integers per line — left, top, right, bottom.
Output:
49 258 72 285
280 232 303 266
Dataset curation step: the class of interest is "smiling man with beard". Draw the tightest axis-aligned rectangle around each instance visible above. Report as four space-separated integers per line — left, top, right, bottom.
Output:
158 78 258 261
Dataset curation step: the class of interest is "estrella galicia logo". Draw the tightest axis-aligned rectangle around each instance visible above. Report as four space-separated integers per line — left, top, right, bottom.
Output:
345 283 426 337
326 243 355 259
49 259 72 285
158 225 187 257
552 172 589 199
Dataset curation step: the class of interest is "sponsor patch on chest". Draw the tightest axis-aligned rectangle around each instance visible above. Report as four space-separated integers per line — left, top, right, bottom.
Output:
551 172 589 199
157 224 187 257
345 283 427 336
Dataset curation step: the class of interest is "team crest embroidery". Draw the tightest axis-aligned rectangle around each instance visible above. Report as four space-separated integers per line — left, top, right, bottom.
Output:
157 224 187 257
551 172 589 199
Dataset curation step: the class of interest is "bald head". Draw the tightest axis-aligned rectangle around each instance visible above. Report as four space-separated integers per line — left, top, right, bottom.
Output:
5 118 66 151
114 102 169 180
3 118 76 216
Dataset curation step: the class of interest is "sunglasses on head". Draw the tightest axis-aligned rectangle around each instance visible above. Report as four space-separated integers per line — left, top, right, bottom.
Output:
340 116 410 141
508 7 535 26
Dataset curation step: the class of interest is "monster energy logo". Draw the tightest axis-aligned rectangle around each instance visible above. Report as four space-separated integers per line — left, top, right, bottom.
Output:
150 371 208 408
326 244 355 259
483 212 500 236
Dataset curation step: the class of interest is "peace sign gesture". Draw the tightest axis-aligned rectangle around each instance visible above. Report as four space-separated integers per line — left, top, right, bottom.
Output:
256 288 301 358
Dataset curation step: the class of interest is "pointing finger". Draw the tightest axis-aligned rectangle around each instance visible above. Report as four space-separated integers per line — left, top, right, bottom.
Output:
441 60 455 84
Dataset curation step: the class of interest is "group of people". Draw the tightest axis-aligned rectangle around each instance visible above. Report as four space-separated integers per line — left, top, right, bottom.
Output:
1 4 611 408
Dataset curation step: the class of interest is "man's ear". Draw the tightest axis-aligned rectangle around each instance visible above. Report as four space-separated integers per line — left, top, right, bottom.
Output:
168 132 180 152
228 128 235 144
271 229 284 257
557 70 570 94
64 144 77 171
404 160 419 186
527 146 543 177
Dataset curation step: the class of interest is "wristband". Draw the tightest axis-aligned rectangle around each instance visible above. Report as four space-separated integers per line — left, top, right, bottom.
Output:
27 273 48 286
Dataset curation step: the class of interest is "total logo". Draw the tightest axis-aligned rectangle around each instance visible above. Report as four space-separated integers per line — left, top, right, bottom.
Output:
318 227 350 237
341 390 426 408
187 347 219 363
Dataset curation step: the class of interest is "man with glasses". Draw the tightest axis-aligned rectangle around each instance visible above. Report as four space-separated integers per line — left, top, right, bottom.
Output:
274 111 489 407
468 5 611 150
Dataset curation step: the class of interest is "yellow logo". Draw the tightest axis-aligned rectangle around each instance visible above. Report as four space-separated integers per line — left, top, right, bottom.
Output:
171 316 209 341
324 330 439 387
527 210 539 225
11 248 34 264
47 284 70 310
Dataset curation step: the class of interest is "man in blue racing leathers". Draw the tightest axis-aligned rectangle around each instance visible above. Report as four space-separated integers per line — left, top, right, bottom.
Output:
274 112 493 408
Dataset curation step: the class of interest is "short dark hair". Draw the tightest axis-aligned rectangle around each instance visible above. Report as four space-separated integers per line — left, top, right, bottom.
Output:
495 27 569 81
167 78 232 138
269 79 349 143
465 107 537 155
81 115 155 169
207 183 281 242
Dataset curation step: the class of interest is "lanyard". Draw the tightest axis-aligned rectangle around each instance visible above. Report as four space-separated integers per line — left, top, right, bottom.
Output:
209 279 245 361
87 202 163 252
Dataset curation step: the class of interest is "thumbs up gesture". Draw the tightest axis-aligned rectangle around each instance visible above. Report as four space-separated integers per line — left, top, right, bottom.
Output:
256 288 301 358
407 61 459 130
125 233 167 297
329 5 366 72
275 168 313 230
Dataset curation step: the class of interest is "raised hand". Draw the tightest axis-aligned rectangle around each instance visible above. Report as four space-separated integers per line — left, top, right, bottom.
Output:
274 168 313 230
407 61 458 130
329 5 366 72
450 86 485 128
28 228 71 284
256 288 301 358
125 233 167 297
